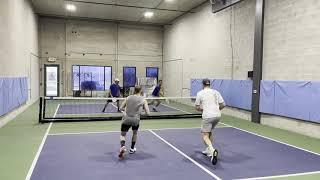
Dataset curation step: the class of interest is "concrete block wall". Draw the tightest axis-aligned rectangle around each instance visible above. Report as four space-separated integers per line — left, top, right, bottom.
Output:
163 0 255 96
39 17 163 96
263 0 320 81
163 0 320 138
261 0 320 138
0 0 39 126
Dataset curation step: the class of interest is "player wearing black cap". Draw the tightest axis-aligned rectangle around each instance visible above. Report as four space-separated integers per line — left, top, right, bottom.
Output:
195 78 225 165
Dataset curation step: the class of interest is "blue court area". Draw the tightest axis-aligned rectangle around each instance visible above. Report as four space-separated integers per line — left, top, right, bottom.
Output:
30 127 320 180
57 103 179 115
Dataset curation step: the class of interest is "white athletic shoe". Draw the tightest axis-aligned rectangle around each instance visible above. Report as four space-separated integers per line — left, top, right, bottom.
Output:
129 148 136 154
118 146 126 160
202 147 212 157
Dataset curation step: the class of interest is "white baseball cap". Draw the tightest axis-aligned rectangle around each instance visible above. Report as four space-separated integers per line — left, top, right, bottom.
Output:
115 78 120 82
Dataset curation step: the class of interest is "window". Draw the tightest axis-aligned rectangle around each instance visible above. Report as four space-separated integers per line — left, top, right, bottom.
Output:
123 67 136 87
146 67 159 81
72 65 112 91
72 66 80 91
104 66 112 89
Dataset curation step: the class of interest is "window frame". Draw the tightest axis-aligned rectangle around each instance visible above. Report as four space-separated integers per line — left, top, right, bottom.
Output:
123 66 137 87
146 67 159 82
72 65 112 91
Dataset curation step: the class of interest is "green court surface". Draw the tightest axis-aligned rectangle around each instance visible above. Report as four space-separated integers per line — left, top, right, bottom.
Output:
1 101 320 180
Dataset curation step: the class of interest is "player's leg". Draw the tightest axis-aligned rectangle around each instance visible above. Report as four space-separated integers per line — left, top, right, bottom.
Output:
152 98 160 111
119 123 130 159
148 99 153 105
210 117 220 143
129 124 140 154
116 99 120 112
210 117 220 152
201 118 218 165
155 99 161 107
102 100 110 112
202 132 212 155
201 119 213 155
202 132 214 153
209 132 213 145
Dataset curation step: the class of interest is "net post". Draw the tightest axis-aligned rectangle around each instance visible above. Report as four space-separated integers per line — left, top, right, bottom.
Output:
42 97 46 121
39 97 43 123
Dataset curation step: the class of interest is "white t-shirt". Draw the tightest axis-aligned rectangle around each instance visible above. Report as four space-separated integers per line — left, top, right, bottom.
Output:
195 88 225 119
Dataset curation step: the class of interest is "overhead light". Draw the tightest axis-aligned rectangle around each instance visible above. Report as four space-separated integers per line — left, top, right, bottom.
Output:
65 4 76 12
165 0 174 2
144 11 154 18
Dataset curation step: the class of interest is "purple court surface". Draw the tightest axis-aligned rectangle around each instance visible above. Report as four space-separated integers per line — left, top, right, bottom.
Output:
57 103 178 115
30 127 320 180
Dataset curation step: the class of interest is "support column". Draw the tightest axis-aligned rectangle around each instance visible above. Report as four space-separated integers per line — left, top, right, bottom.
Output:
251 0 265 123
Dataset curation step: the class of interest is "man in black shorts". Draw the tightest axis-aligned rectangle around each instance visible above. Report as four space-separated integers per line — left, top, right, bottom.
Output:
102 78 121 112
150 80 163 112
118 86 150 160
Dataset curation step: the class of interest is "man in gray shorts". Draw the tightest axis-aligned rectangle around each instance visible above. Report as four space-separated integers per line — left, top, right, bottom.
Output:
118 86 150 160
195 79 225 165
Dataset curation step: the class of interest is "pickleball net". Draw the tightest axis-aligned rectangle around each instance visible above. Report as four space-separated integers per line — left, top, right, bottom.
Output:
39 96 201 123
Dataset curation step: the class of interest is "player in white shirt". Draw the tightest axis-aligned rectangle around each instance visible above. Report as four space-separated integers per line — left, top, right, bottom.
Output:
195 79 225 165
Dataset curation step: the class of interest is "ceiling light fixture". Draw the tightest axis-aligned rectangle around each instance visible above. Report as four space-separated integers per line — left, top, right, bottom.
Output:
165 0 174 2
144 11 154 18
65 4 76 12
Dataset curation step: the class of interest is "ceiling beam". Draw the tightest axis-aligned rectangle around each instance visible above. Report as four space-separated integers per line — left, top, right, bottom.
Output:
168 0 208 24
65 0 196 13
38 13 170 26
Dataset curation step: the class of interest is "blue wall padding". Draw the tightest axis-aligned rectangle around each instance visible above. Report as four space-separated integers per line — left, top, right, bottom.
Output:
229 80 252 110
212 79 231 105
310 82 320 123
259 81 275 114
0 78 3 116
0 77 28 117
274 81 311 121
259 81 320 123
190 79 203 97
191 79 320 123
190 79 252 110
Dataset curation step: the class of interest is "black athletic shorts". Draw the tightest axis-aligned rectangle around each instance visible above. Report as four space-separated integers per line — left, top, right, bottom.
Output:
121 123 140 132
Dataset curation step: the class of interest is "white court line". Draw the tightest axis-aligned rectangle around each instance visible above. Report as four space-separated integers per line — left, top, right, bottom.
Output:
25 122 52 180
48 126 229 136
48 127 201 136
148 126 229 131
25 104 60 180
61 103 106 105
148 127 199 131
55 113 120 116
56 102 192 116
49 128 203 136
49 130 121 136
235 171 320 180
45 96 194 100
149 130 221 180
220 122 320 156
53 104 60 118
160 103 192 114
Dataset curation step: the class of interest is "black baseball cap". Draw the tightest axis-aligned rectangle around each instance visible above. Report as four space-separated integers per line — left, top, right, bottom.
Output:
202 79 210 85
